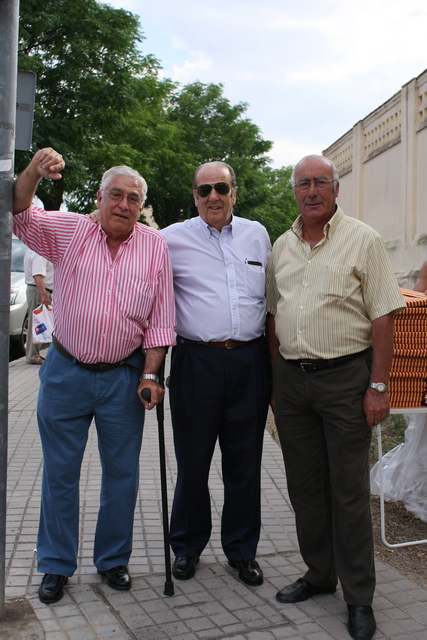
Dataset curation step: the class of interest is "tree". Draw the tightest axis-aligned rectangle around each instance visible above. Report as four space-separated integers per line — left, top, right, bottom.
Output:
16 1 298 241
251 166 300 243
147 81 274 229
16 0 164 212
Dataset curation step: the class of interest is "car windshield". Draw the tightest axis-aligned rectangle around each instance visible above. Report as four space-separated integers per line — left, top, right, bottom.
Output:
11 238 27 272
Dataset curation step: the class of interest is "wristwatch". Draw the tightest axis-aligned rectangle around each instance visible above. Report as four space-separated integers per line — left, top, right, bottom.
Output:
139 373 159 384
368 382 388 393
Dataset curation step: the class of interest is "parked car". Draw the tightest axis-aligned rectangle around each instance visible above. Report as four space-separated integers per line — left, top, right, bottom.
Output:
10 237 28 359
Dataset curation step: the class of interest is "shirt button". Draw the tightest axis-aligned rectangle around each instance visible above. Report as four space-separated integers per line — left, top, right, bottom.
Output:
299 306 303 309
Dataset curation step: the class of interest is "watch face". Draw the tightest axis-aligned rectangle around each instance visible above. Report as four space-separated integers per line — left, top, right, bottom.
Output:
370 382 387 392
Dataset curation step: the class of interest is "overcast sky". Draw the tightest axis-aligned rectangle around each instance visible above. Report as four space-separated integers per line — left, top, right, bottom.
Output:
108 0 427 168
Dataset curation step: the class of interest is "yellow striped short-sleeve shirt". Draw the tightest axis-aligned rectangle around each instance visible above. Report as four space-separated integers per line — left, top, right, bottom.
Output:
266 207 406 360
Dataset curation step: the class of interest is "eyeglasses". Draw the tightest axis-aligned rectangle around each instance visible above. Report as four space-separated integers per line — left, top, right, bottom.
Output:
102 188 142 206
195 182 232 197
295 178 336 192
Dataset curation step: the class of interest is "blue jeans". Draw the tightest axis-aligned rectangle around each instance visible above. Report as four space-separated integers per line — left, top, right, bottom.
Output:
36 345 145 576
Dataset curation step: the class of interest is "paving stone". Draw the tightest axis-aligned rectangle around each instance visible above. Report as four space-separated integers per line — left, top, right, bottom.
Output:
5 357 427 640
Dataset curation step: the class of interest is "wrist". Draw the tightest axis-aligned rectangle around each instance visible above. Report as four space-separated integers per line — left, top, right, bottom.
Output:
139 373 159 384
368 382 388 393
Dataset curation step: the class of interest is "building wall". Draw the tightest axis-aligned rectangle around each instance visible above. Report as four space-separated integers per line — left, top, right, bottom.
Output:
323 69 427 287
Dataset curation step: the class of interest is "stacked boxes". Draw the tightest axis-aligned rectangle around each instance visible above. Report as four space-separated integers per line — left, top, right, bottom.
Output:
389 289 427 408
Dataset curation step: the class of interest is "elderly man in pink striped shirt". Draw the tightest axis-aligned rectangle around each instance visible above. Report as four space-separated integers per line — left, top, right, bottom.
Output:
13 148 176 605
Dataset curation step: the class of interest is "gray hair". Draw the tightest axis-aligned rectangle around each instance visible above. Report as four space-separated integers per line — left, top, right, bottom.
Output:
291 155 339 193
100 166 148 202
192 161 237 189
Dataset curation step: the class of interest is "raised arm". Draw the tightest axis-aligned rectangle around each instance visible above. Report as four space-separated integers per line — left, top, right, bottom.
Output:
13 148 64 214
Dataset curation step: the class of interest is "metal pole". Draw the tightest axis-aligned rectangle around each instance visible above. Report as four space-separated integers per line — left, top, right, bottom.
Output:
0 0 20 621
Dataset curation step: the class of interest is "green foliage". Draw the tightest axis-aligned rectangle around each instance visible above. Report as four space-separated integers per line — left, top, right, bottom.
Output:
16 0 299 242
17 0 160 211
251 166 300 243
147 81 275 229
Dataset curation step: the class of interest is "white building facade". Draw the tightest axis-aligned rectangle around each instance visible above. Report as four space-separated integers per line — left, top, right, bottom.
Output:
323 68 427 287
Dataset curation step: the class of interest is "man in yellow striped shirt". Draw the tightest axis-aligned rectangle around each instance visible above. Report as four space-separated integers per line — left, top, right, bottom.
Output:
266 155 405 640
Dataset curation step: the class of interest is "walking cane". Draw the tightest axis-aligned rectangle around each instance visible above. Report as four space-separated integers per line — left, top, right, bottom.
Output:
141 359 174 596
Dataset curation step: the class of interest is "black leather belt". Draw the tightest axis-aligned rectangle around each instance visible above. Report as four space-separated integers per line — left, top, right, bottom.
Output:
286 349 369 373
52 335 141 372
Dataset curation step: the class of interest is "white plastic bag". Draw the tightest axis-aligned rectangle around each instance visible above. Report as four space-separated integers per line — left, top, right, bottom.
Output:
32 304 54 343
370 413 427 522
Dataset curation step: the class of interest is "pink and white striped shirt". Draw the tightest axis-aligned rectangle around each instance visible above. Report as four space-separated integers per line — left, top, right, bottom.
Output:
13 206 176 363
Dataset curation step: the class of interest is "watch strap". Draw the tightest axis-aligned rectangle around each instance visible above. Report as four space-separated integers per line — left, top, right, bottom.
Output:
139 373 159 384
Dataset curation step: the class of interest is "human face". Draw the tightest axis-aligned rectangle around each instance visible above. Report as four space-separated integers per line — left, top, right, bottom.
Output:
193 164 236 231
97 175 144 241
294 157 339 225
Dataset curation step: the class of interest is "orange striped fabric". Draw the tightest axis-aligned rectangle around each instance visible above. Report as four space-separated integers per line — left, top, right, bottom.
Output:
390 288 427 407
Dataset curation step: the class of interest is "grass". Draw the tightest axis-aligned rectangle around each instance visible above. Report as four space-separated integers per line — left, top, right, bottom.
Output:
370 414 407 466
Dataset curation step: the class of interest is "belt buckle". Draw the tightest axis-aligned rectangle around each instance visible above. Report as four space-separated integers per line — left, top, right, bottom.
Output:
300 361 316 373
225 339 235 349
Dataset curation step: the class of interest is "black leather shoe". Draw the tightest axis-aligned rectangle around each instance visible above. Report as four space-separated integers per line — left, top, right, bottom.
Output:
347 604 376 640
98 565 131 590
276 577 336 603
228 559 264 586
172 556 199 580
38 574 69 604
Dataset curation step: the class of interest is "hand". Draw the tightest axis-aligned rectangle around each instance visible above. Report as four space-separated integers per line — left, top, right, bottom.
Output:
31 148 64 180
138 379 165 410
41 294 51 306
86 209 100 222
363 387 390 427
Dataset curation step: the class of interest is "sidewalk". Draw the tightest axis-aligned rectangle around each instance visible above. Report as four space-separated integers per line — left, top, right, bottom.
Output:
4 355 427 640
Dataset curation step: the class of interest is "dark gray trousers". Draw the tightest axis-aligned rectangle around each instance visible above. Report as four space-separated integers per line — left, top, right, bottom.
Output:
274 351 375 605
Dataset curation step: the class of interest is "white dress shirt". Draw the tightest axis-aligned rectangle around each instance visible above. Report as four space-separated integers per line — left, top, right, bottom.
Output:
162 215 271 342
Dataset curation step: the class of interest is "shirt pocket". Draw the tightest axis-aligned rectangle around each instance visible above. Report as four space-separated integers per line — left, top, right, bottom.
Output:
321 264 353 299
120 277 155 325
244 262 266 298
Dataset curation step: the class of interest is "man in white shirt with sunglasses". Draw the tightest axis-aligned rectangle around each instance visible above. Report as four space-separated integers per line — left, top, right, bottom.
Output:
162 161 271 588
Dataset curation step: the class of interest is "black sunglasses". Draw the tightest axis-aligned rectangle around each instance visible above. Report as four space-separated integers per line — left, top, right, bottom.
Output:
195 182 232 197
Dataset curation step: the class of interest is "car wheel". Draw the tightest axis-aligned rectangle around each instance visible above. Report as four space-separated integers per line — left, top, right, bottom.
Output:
20 312 28 355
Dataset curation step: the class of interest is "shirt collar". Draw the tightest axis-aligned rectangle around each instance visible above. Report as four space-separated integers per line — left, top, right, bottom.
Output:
196 214 235 238
291 206 343 241
97 224 136 245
